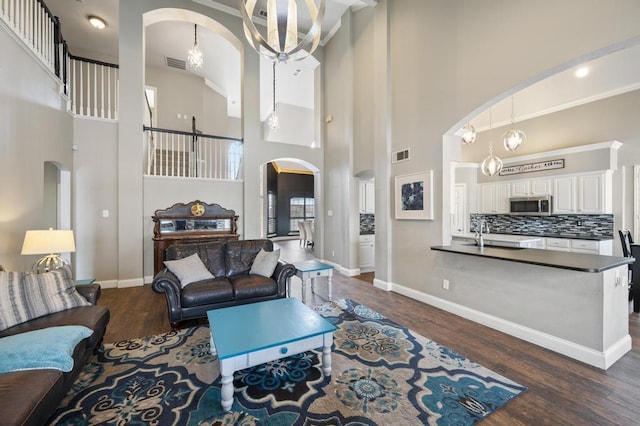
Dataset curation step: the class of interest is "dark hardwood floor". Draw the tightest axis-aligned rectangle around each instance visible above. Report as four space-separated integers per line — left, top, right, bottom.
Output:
99 271 640 425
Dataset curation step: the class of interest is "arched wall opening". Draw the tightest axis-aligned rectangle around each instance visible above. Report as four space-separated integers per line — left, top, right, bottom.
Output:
260 158 321 251
140 8 246 280
441 38 640 245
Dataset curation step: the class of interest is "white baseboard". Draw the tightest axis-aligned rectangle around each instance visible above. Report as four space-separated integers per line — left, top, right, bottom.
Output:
98 279 118 289
117 278 144 288
389 282 631 370
373 278 392 291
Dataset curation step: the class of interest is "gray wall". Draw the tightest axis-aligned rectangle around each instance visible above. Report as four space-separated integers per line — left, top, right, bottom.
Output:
145 65 241 137
324 0 640 299
0 26 74 271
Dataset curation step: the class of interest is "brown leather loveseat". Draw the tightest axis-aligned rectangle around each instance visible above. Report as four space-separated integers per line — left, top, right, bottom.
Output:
152 239 296 327
0 283 110 426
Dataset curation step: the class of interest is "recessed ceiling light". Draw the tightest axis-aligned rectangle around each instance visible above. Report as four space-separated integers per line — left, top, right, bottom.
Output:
88 16 106 30
575 66 590 78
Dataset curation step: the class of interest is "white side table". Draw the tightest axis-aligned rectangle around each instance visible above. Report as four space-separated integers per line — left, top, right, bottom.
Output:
292 260 334 304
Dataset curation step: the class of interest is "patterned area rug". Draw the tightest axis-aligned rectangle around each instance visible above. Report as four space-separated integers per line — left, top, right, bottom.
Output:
49 299 526 425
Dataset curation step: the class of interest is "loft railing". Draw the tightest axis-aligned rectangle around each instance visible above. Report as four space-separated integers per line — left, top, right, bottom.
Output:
1 0 119 120
0 0 65 88
69 55 119 120
144 121 243 181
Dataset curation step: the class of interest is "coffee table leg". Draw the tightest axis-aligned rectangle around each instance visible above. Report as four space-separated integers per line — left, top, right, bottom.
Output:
328 271 333 301
301 275 308 304
321 332 333 376
220 361 235 411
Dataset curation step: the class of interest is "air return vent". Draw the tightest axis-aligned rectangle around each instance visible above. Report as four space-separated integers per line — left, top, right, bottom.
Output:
392 148 410 163
165 56 186 70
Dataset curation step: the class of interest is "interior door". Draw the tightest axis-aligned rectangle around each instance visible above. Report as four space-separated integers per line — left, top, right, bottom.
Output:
452 184 467 234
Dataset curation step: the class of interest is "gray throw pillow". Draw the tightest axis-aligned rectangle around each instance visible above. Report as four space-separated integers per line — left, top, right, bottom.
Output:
164 253 214 288
0 266 90 332
250 248 280 277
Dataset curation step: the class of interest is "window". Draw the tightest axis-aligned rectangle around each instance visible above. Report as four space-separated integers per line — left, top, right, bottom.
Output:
267 192 276 236
289 196 314 232
228 141 243 180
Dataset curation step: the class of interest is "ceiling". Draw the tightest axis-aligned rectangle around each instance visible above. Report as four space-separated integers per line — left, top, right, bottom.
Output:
45 1 640 151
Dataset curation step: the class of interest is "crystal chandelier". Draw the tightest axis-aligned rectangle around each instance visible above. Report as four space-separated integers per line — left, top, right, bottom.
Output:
461 123 477 145
481 108 503 176
239 0 325 63
187 24 203 70
268 62 279 130
502 95 526 151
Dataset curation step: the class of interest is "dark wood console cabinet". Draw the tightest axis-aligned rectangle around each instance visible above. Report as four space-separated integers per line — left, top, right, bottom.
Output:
152 200 239 275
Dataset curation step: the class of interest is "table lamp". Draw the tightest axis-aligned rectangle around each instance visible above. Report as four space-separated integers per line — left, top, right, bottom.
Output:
21 229 76 273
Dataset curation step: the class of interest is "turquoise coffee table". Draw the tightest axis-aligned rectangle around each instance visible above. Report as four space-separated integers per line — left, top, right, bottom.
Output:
207 298 336 412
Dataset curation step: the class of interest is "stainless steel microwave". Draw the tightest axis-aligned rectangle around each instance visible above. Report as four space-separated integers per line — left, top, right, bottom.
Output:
509 195 552 216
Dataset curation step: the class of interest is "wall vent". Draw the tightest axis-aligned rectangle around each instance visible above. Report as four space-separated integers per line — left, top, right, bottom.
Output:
165 56 186 70
392 148 410 163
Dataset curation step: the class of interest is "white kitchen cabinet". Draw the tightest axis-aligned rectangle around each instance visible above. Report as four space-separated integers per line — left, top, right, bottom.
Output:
577 173 609 213
359 235 375 272
510 178 552 197
479 182 510 214
359 181 375 213
545 237 571 252
541 237 612 255
553 172 611 214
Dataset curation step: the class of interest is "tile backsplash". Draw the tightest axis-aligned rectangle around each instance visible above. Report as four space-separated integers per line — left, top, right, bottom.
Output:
470 213 613 239
360 213 375 235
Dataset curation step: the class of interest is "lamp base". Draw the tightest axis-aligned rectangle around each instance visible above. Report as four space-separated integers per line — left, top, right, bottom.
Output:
33 254 69 274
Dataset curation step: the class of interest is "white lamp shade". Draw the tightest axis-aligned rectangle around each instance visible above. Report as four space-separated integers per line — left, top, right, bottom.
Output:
21 230 76 255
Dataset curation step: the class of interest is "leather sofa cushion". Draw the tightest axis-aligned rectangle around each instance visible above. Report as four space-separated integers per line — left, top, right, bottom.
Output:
231 275 278 300
225 240 273 277
0 305 110 348
181 278 234 308
166 242 227 278
0 369 63 426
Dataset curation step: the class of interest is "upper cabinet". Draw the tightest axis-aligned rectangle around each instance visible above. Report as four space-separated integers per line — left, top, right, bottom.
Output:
477 171 611 215
553 171 612 214
511 178 553 197
479 182 510 214
359 180 375 213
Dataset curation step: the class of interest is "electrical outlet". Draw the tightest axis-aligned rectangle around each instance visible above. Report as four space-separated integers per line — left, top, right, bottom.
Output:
577 221 583 226
332 250 335 257
443 279 450 290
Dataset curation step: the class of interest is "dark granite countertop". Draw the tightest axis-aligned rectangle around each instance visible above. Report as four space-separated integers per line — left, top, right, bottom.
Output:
431 244 632 273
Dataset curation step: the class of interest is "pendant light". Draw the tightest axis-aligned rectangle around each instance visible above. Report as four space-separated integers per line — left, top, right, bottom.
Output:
268 62 279 130
187 24 203 71
502 95 526 151
481 108 503 176
239 0 325 63
461 123 477 145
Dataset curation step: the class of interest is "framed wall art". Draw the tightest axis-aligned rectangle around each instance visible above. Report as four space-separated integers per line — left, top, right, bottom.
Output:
394 170 434 220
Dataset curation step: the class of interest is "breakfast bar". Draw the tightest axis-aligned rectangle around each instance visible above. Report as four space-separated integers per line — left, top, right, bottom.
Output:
430 243 633 369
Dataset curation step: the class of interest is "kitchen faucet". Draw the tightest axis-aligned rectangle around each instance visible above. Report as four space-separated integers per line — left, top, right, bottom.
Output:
475 219 490 248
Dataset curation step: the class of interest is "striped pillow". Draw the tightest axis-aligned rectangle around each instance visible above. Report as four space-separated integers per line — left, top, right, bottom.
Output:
0 266 90 332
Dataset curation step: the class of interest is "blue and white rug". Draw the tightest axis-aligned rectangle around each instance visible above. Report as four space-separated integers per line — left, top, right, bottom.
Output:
50 299 526 425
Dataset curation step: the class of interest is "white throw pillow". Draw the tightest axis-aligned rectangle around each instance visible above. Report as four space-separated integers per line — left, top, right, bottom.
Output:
164 253 214 288
250 248 280 277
